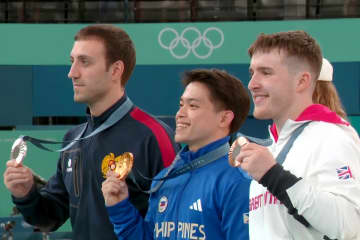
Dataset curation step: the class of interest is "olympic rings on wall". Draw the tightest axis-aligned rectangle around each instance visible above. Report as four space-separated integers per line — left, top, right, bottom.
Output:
158 27 224 59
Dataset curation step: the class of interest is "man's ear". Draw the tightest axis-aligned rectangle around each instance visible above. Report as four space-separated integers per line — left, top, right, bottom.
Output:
296 71 312 93
219 110 234 129
111 60 125 84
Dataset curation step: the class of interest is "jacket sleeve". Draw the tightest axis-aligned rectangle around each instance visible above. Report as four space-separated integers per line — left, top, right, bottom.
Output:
107 198 154 240
10 127 82 231
260 127 360 239
221 171 250 240
12 156 69 231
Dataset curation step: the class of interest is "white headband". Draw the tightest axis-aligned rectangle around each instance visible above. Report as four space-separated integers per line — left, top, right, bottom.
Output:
318 58 333 82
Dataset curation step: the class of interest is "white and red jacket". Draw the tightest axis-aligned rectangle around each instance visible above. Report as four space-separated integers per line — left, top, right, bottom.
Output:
249 104 360 240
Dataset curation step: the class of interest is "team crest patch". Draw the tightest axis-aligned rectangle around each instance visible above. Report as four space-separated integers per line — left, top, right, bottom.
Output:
158 196 168 213
101 152 134 180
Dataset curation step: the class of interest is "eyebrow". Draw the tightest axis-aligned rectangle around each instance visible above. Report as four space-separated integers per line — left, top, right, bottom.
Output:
180 97 202 103
70 53 93 60
250 65 272 70
249 66 273 72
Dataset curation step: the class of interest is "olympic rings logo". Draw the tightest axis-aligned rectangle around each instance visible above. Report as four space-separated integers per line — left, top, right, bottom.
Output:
158 27 224 59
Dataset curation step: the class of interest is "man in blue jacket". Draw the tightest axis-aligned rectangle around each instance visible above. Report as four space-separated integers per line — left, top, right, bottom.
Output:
102 69 251 239
4 24 178 240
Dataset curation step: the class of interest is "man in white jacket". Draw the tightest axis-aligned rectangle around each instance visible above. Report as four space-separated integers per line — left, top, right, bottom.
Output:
234 30 360 239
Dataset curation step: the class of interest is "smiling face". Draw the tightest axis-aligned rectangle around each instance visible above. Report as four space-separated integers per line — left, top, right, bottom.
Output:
175 81 227 152
248 49 298 127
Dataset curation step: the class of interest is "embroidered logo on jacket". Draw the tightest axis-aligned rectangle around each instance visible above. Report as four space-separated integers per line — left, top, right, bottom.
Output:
66 158 72 172
158 196 168 213
337 165 353 180
189 199 202 212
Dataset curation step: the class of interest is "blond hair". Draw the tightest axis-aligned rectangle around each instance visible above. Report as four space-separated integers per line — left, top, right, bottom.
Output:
313 81 348 120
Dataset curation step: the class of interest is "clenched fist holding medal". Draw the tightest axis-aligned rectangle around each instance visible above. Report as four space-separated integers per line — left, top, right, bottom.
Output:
4 137 35 198
101 152 134 206
229 136 276 181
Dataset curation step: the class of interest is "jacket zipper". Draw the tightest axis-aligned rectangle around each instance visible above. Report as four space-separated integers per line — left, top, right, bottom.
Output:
73 158 80 197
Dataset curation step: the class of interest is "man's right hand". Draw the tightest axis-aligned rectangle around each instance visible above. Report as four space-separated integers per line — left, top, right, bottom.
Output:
102 172 129 206
3 159 34 198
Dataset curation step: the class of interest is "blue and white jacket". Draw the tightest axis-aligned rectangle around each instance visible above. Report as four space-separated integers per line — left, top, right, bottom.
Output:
107 136 250 240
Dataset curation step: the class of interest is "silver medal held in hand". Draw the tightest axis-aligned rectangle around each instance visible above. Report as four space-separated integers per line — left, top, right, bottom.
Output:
10 137 27 164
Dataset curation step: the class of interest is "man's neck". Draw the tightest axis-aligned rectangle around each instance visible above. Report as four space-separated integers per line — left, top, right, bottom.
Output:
274 102 313 133
188 132 229 153
89 90 124 117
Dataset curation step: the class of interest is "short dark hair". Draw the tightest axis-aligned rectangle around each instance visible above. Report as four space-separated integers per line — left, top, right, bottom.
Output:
248 30 322 80
181 69 250 134
75 24 136 86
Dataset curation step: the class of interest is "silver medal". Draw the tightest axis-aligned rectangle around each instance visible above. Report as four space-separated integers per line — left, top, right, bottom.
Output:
10 138 27 164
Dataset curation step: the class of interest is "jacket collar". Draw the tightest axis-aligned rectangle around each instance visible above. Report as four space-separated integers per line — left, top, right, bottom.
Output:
180 136 230 163
86 94 128 130
270 104 349 142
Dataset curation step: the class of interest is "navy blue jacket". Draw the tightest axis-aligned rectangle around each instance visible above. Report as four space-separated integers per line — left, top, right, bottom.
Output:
13 95 178 240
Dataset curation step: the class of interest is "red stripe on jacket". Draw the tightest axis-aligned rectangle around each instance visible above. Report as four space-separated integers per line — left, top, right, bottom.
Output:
130 107 175 167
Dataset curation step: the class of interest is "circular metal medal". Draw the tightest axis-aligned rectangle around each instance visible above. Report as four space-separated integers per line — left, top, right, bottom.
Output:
115 152 134 180
229 136 248 167
10 138 27 164
102 152 134 179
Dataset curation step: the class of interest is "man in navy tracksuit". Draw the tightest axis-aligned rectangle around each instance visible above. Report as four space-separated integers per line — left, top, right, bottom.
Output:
102 69 251 239
4 25 178 240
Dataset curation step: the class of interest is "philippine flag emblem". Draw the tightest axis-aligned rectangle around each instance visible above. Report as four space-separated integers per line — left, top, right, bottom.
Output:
158 196 168 213
336 166 353 180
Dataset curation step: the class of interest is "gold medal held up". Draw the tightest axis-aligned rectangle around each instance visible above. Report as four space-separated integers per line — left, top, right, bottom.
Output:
101 152 134 180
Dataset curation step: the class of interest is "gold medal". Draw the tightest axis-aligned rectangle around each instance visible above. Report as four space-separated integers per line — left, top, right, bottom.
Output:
101 152 134 179
229 136 248 167
10 137 27 165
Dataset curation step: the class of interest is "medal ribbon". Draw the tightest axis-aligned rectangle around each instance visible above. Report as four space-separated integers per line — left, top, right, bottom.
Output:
20 97 134 152
130 142 230 194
